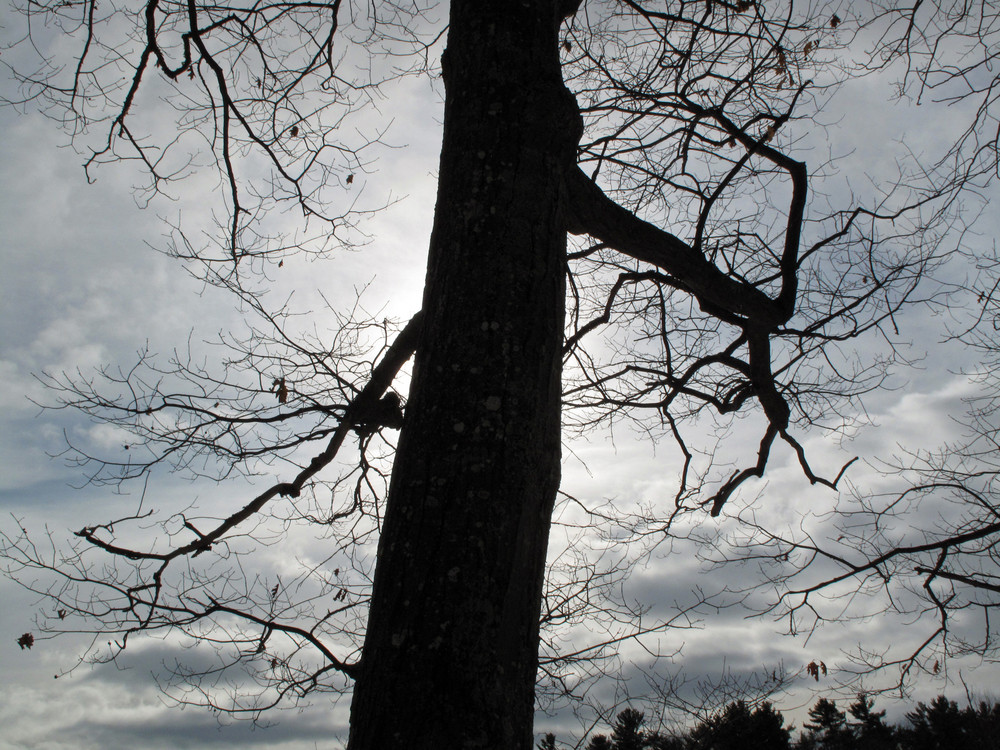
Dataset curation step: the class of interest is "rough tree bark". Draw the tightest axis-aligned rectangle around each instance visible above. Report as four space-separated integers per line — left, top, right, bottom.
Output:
347 2 582 748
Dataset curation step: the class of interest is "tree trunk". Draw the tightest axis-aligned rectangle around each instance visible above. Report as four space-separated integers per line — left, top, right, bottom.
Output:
347 2 581 748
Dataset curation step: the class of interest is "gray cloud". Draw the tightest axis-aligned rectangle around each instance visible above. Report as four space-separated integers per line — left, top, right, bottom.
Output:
3 21 1000 750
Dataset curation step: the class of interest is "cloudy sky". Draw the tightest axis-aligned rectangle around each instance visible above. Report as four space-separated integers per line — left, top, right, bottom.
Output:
2 5 1000 750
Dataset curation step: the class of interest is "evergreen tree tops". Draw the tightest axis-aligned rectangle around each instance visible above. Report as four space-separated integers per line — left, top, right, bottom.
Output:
546 694 1000 750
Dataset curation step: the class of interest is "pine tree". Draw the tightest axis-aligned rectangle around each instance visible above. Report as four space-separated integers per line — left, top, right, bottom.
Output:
848 693 894 750
799 698 851 750
689 700 791 750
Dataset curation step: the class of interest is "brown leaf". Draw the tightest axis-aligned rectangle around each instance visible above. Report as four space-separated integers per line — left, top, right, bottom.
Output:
290 125 299 137
272 378 288 404
346 173 355 185
830 13 840 28
17 633 34 650
776 47 787 72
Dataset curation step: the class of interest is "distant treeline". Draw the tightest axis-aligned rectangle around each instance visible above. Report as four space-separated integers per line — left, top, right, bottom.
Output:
540 693 1000 750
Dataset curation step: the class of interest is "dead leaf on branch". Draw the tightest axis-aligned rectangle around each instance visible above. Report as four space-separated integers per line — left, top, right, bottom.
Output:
272 378 288 404
17 633 34 650
776 47 788 73
806 660 828 681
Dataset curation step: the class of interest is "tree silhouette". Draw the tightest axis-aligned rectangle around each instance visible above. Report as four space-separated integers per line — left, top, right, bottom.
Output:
688 700 791 750
611 708 651 750
796 698 851 750
570 695 997 750
585 708 681 750
0 1 991 747
847 693 895 750
906 696 959 750
687 2 1000 693
902 695 993 750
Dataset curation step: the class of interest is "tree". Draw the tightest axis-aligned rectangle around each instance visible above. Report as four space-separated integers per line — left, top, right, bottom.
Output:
719 240 1000 690
688 700 791 750
611 708 650 750
902 695 1000 750
585 707 680 750
964 699 1000 750
848 693 895 750
796 699 851 750
686 2 1000 694
904 696 966 750
0 1 982 748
